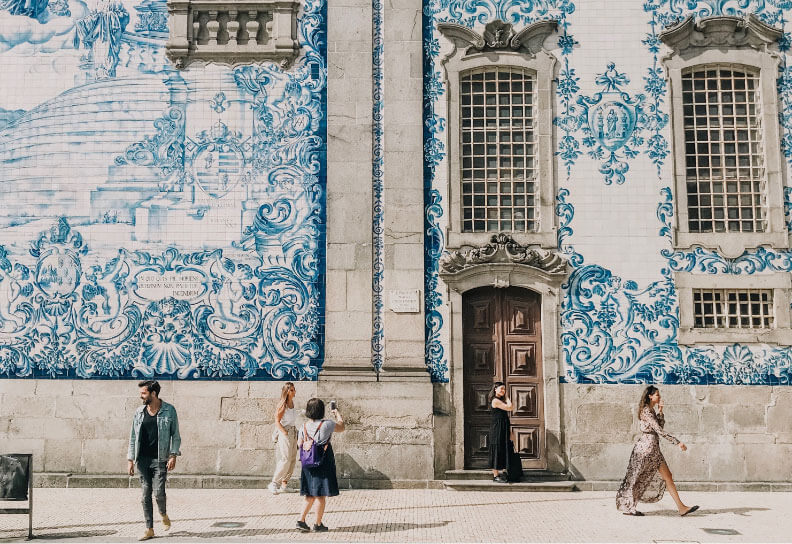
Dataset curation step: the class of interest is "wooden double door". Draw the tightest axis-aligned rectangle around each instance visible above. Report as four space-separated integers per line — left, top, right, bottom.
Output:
463 286 545 469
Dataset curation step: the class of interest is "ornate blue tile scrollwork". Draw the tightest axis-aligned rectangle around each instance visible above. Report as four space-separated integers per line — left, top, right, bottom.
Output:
561 184 792 385
575 63 649 185
0 0 327 380
422 0 576 383
371 0 385 373
644 0 792 166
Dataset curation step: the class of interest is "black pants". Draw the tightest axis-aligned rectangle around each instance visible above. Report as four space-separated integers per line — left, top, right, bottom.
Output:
137 457 167 529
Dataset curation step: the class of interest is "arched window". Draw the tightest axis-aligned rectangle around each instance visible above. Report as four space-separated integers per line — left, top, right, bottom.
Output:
662 15 792 345
460 67 537 233
438 19 558 250
661 14 786 257
682 64 766 235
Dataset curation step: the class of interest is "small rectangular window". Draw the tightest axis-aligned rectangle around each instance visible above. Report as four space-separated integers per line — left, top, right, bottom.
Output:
682 65 766 234
460 67 536 233
692 288 773 329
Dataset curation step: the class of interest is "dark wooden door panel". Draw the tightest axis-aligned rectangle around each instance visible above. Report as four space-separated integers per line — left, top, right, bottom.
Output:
463 286 546 470
506 342 537 377
465 343 496 376
510 384 539 418
514 427 540 460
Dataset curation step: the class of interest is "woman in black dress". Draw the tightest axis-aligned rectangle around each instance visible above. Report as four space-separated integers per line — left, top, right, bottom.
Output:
488 381 513 483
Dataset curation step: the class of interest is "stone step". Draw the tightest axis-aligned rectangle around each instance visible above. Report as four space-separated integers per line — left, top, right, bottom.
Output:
442 480 577 492
444 469 572 481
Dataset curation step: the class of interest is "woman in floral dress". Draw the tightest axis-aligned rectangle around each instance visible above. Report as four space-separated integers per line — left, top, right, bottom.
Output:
616 386 699 516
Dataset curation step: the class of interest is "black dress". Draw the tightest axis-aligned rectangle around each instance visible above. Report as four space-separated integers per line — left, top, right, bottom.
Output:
300 443 339 497
489 405 510 470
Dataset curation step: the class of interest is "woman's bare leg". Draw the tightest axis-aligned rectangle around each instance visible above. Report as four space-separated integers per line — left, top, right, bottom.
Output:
300 497 315 522
658 462 690 514
315 497 326 525
492 469 499 478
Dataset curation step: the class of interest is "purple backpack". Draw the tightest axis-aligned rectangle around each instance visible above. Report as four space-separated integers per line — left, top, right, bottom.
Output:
300 421 329 468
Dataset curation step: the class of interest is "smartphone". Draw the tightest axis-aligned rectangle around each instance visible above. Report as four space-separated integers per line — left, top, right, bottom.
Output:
329 400 337 411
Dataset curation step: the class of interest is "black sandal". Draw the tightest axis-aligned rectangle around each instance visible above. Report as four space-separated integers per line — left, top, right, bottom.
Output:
623 511 644 516
681 505 699 517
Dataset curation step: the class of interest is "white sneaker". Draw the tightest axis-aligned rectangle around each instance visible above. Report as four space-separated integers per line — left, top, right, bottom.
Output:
267 482 281 495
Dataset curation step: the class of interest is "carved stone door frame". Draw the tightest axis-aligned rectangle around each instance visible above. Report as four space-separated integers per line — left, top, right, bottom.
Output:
439 237 568 473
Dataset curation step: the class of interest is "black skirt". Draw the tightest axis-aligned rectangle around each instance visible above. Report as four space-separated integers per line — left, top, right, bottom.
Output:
300 443 339 497
489 407 510 470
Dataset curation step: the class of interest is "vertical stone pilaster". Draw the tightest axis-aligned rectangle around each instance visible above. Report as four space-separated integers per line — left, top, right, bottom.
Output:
323 0 375 374
382 0 425 373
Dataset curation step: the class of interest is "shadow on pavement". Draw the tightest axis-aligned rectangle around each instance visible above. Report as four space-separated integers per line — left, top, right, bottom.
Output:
333 521 452 532
0 529 117 542
168 521 452 539
643 506 770 517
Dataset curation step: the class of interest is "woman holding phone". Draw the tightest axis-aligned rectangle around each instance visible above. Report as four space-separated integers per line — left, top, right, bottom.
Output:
616 386 699 516
296 398 344 533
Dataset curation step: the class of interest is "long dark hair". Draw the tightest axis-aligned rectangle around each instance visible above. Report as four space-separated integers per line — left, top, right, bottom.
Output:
638 385 658 417
487 381 506 405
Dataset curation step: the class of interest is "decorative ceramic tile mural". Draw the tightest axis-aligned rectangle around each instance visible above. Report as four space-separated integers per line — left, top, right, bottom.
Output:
0 0 327 379
423 0 792 384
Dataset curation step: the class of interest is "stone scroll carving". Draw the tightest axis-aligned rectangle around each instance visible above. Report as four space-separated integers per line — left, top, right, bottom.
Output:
166 0 300 69
437 19 558 58
439 233 568 275
659 14 783 54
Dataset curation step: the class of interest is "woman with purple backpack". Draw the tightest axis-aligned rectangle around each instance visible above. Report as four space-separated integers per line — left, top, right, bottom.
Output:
296 398 345 533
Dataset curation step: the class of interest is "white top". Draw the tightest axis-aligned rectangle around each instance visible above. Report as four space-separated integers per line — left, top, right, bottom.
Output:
280 406 296 427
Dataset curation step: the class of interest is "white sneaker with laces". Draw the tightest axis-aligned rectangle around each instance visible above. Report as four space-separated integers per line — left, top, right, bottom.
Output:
267 482 281 495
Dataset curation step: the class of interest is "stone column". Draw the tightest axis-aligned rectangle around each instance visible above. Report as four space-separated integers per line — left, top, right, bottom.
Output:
381 0 426 375
323 0 375 376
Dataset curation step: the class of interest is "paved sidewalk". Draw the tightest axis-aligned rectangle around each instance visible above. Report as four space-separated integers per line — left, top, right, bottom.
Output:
0 488 790 542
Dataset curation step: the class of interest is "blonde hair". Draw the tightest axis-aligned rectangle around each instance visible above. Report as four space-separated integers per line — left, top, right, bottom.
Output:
277 382 295 413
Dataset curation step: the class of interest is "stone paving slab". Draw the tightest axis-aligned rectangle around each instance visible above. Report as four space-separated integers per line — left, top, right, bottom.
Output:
0 488 790 542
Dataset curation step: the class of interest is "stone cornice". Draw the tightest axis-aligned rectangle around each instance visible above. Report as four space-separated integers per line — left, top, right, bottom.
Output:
437 19 557 59
659 14 782 55
439 233 568 277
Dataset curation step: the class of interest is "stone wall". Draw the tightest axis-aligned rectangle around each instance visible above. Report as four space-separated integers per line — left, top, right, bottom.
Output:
561 384 792 484
0 377 435 486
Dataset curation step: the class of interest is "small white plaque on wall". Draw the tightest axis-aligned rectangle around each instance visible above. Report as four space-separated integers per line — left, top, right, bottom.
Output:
389 290 421 313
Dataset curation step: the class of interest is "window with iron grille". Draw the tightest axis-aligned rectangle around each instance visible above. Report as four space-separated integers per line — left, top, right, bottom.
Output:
682 65 766 234
692 288 773 329
460 67 536 233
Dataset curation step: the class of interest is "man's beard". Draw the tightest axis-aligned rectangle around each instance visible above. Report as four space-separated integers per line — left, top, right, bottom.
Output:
143 397 151 405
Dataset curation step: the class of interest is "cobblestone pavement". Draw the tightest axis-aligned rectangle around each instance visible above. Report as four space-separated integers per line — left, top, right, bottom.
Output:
1 488 790 542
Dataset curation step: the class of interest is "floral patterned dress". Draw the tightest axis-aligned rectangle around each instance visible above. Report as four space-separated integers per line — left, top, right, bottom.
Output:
616 406 680 513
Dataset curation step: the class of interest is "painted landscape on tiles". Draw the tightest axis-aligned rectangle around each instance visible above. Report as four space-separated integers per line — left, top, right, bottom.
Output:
0 0 327 379
423 0 792 384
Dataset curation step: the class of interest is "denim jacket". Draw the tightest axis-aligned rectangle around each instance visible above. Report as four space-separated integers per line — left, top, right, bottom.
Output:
127 401 182 462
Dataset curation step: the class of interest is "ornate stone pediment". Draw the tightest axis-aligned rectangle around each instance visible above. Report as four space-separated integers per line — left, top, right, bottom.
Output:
439 233 567 276
659 14 782 54
437 19 557 58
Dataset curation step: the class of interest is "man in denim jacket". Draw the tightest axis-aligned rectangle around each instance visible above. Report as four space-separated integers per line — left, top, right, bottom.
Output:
127 380 182 541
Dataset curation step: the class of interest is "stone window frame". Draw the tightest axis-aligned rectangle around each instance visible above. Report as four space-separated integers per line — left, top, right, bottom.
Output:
438 20 558 251
676 271 792 345
661 15 786 258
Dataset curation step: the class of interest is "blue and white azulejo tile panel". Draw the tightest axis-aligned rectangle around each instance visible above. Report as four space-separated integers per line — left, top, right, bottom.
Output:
0 0 327 379
423 0 792 384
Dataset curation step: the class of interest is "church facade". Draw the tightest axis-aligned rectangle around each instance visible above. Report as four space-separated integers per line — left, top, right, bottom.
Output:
1 0 791 486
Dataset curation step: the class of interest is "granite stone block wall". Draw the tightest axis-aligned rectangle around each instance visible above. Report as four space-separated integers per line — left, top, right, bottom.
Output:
561 384 792 483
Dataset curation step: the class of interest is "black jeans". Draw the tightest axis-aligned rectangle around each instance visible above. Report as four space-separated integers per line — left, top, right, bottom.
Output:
137 457 167 529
